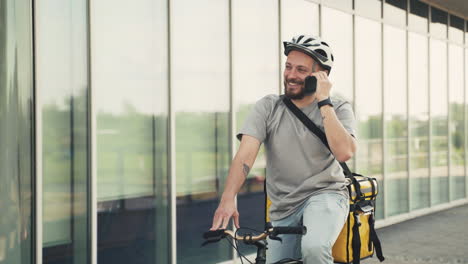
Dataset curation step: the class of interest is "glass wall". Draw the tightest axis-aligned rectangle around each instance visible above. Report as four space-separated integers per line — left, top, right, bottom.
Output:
408 32 430 210
171 0 230 263
5 1 468 264
280 0 319 86
36 0 90 263
384 25 408 216
232 0 279 253
0 1 34 263
355 16 384 219
92 0 170 263
448 42 465 201
430 38 449 206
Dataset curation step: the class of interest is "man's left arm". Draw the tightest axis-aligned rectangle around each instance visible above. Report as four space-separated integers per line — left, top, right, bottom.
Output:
312 71 356 162
319 105 356 162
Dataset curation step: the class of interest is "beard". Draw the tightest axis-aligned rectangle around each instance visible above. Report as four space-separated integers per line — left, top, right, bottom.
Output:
284 78 306 100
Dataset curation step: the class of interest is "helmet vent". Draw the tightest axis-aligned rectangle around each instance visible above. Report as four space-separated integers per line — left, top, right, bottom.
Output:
303 38 314 44
321 41 329 47
331 54 334 61
315 49 327 58
296 35 305 43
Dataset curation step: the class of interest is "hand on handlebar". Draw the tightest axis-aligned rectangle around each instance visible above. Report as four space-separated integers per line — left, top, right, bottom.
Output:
210 198 240 230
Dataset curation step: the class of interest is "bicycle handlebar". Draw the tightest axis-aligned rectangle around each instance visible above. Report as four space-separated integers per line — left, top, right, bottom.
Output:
203 226 307 244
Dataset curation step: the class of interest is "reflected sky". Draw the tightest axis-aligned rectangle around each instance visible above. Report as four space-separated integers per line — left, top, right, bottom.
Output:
322 7 353 102
93 0 167 115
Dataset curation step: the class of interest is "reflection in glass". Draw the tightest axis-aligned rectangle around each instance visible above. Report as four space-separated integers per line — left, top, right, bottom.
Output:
92 0 170 263
0 1 33 263
321 6 355 171
430 7 447 39
280 0 319 86
36 0 90 263
321 7 353 103
171 0 230 263
448 44 465 201
384 25 408 216
355 17 384 219
409 0 428 33
322 0 352 10
449 15 464 43
384 0 407 26
354 0 381 20
232 0 279 251
408 32 430 210
430 39 449 205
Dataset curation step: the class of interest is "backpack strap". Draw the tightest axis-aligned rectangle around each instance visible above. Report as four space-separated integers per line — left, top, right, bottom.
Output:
352 213 361 264
369 214 385 262
282 96 353 177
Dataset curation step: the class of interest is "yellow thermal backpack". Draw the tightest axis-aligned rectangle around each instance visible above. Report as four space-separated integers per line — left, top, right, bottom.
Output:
331 174 384 264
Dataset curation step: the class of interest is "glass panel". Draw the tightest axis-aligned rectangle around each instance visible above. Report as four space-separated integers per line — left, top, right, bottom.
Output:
409 0 428 33
232 0 279 253
448 44 465 201
36 0 90 263
322 0 352 10
384 25 408 216
384 0 407 27
355 17 384 219
430 39 449 205
171 0 230 263
354 0 381 20
321 7 355 170
408 32 430 210
281 0 319 96
92 0 170 263
321 7 353 103
0 1 34 263
449 15 464 44
430 7 447 39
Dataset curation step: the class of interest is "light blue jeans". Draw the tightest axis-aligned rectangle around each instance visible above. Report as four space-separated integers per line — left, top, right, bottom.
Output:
266 192 349 264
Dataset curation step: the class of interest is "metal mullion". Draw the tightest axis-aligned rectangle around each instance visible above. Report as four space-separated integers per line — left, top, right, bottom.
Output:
86 0 97 262
428 6 433 207
228 0 238 261
447 14 452 202
465 20 468 199
381 7 388 219
406 0 412 213
352 9 357 171
278 0 282 95
32 0 42 262
167 0 176 262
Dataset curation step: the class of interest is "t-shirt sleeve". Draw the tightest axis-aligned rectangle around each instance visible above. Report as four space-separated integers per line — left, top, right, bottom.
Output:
236 96 274 143
335 101 357 138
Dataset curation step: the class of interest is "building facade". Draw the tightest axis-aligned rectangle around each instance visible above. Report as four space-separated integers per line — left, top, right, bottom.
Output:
1 0 467 263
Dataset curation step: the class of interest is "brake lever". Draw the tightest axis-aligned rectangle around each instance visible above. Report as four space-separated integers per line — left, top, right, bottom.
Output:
268 234 283 243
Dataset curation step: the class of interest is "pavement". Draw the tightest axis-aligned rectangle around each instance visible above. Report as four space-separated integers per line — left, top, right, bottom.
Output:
365 204 468 264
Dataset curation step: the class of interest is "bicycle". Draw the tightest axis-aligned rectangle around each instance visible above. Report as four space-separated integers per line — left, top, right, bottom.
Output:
202 223 307 264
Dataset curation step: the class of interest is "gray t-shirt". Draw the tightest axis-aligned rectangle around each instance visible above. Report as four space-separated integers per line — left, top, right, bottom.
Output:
237 94 357 221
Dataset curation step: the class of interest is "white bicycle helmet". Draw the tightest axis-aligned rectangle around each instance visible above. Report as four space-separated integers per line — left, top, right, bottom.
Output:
283 35 334 73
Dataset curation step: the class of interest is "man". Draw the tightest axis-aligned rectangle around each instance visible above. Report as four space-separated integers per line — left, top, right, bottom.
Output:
210 35 357 264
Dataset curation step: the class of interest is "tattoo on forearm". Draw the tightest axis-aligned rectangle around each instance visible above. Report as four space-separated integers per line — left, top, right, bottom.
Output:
243 164 251 177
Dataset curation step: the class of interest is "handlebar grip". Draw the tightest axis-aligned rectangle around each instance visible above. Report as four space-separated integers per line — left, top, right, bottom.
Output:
273 226 307 235
203 229 226 239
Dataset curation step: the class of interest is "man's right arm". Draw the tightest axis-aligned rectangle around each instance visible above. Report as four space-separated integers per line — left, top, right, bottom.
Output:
210 134 261 230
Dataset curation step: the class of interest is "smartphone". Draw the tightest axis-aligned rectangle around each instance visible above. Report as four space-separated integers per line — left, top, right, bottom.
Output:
304 76 317 94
